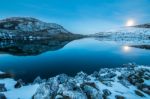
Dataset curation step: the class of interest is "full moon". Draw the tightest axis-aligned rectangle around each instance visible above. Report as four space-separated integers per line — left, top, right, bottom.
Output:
126 19 135 26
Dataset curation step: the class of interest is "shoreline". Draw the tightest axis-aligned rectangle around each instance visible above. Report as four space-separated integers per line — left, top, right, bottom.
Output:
0 63 150 99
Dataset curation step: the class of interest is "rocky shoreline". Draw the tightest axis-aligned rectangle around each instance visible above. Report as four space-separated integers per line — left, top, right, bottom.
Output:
0 63 150 99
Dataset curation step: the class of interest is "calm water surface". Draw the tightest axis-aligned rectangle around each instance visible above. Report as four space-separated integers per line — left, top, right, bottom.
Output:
0 38 150 82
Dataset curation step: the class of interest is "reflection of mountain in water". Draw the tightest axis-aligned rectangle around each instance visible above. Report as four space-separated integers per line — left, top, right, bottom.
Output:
0 39 73 56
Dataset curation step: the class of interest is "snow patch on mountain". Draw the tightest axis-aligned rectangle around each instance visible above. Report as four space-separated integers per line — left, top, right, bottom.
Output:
96 27 150 45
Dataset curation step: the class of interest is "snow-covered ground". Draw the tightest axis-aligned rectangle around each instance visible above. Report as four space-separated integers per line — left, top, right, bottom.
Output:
96 27 150 45
0 64 150 99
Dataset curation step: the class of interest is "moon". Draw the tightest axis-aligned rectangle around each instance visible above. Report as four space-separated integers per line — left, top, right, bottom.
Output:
126 19 135 26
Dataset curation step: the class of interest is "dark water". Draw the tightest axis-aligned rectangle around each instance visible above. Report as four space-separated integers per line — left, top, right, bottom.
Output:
0 38 150 82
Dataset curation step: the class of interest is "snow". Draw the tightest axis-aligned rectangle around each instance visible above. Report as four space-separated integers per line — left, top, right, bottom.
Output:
4 84 39 99
0 78 39 99
0 78 16 90
144 80 150 85
0 65 150 99
96 27 150 45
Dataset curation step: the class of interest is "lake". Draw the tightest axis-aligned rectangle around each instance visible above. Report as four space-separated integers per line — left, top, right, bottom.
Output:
0 38 150 82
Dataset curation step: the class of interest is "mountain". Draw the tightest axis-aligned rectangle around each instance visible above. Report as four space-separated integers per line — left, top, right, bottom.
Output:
95 24 150 45
0 17 82 40
133 23 150 28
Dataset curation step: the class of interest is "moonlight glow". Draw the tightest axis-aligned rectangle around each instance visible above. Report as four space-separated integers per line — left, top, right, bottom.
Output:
126 20 135 26
122 46 131 52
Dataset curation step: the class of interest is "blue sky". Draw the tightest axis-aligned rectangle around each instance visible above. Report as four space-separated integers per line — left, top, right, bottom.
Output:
0 0 150 34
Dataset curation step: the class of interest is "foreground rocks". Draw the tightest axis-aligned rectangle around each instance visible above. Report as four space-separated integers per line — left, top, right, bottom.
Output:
32 64 150 99
0 84 7 92
0 64 149 99
0 93 6 99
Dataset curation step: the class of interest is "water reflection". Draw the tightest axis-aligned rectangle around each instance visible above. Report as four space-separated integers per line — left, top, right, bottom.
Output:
122 45 131 52
0 39 73 56
0 38 150 82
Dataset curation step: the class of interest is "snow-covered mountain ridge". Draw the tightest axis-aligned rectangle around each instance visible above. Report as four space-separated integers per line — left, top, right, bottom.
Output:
95 27 150 45
0 17 82 40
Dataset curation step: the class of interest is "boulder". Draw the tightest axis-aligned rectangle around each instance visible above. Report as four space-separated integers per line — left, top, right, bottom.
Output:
82 85 102 99
55 95 63 99
56 74 69 84
33 76 46 84
134 90 145 97
115 95 125 99
14 79 24 88
103 89 111 96
62 91 87 99
0 84 7 92
0 93 6 99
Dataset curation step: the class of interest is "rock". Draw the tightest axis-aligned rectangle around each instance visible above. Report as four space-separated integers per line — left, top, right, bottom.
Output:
99 72 116 82
75 71 88 83
14 79 24 88
33 76 62 99
55 95 63 99
103 89 111 96
128 70 145 85
82 85 102 99
33 76 46 84
101 81 112 87
118 79 131 88
33 83 53 99
0 84 7 92
56 74 69 84
123 63 136 68
142 87 150 95
57 81 79 94
32 65 150 99
0 93 6 99
137 84 150 95
134 90 145 97
62 91 87 99
91 71 99 78
33 76 42 84
143 70 150 80
118 76 123 80
115 95 125 99
81 82 97 89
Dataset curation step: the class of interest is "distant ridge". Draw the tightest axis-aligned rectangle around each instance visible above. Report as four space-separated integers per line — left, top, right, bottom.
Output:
133 23 150 28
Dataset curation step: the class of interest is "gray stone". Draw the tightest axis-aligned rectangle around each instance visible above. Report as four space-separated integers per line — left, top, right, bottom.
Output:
0 84 7 92
62 91 87 99
0 93 6 99
103 89 111 96
82 85 102 99
33 76 46 84
134 90 145 97
55 95 63 99
14 79 24 88
115 95 125 99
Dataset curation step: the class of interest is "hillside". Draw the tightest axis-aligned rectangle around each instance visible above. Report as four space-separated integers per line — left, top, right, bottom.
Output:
0 17 82 40
95 25 150 45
